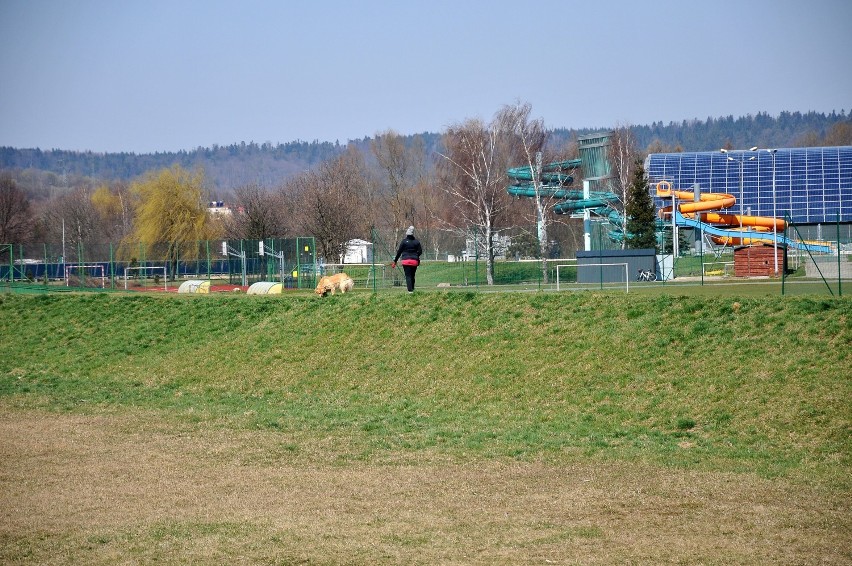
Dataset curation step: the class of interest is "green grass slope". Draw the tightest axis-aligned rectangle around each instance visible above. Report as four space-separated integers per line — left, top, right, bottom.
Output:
1 291 849 483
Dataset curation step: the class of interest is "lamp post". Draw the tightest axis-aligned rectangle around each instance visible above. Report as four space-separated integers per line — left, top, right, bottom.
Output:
720 147 757 235
748 147 780 275
767 148 778 275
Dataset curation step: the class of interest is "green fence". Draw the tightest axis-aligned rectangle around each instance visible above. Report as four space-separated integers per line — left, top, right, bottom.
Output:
0 238 317 291
2 220 848 296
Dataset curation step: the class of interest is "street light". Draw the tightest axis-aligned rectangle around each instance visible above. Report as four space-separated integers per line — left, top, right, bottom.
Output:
744 147 780 275
766 148 779 275
720 148 757 233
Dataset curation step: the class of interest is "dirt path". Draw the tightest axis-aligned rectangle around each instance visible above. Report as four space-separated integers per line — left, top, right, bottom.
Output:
1 410 848 564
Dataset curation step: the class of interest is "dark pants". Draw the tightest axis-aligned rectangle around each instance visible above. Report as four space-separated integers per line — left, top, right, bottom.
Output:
402 264 417 292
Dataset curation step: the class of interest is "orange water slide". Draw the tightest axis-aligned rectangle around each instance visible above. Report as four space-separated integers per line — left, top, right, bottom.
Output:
656 181 786 231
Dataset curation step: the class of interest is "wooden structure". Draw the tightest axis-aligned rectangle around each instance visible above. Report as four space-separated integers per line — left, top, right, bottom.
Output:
733 244 786 277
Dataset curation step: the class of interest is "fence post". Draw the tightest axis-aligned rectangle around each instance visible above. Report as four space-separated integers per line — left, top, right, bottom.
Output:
78 241 84 287
838 214 842 298
782 213 787 296
371 226 377 294
474 226 479 288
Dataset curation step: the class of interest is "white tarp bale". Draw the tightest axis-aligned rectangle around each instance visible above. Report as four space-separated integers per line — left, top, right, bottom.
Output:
177 280 210 294
247 281 283 295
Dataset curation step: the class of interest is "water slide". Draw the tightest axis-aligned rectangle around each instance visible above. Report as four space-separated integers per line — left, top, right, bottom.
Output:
655 182 831 253
507 159 628 241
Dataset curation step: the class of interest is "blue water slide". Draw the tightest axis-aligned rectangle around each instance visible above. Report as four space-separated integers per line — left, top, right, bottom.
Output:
673 210 831 253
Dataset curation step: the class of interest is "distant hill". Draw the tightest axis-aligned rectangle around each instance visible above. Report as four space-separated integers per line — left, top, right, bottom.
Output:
1 110 848 195
0 140 345 193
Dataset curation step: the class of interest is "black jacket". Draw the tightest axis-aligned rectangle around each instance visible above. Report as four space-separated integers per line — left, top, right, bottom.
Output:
394 235 423 263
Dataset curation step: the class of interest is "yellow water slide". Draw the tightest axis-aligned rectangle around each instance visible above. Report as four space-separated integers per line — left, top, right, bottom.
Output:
656 181 785 245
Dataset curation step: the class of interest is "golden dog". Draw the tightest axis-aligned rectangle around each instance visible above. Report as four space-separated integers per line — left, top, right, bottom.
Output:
314 273 355 296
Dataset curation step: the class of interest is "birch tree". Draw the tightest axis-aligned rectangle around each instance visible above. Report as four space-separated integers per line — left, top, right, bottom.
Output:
438 107 524 285
610 124 638 248
501 102 555 280
39 187 99 262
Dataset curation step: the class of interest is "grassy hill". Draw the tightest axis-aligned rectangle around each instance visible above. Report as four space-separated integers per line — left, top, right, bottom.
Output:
0 291 849 563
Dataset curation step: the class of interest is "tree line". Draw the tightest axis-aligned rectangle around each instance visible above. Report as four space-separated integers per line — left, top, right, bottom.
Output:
2 110 848 193
1 106 849 284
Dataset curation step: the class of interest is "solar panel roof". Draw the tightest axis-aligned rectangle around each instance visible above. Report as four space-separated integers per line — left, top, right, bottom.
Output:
644 147 852 224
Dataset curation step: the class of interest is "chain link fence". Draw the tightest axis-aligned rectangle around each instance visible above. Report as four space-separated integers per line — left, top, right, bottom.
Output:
2 219 848 295
0 238 316 291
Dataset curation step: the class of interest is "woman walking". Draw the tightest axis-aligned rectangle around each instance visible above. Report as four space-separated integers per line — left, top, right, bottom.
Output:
392 225 423 293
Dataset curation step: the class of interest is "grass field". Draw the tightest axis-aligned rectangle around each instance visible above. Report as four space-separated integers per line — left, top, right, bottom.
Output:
0 289 849 564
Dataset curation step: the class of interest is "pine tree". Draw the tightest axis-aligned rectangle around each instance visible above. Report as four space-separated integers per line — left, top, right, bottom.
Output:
625 159 658 250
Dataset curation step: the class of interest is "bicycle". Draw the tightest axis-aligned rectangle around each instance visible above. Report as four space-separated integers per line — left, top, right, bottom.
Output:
637 269 657 282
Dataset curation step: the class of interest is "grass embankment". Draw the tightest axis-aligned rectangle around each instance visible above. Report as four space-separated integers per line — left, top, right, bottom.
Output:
1 291 849 564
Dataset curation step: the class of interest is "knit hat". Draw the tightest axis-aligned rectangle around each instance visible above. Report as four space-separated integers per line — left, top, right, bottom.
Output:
406 226 415 236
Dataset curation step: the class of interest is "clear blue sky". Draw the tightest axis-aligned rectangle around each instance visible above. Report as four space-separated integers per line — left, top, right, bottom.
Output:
1 0 850 154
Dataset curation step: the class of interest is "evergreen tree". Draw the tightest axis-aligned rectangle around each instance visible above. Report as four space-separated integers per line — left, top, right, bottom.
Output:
625 159 658 250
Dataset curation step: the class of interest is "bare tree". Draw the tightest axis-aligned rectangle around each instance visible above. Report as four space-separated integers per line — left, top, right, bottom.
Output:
370 129 435 255
224 184 289 239
38 187 99 262
438 107 527 284
293 148 371 263
90 180 133 242
824 122 852 146
610 124 638 248
0 174 34 244
500 102 555 279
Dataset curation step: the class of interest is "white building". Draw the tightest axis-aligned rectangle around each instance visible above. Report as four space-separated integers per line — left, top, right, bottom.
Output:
207 201 232 216
341 239 373 264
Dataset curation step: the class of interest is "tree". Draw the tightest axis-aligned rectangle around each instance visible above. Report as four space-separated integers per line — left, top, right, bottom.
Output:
506 231 540 259
610 124 638 248
624 159 658 250
224 183 289 239
370 130 443 258
38 187 99 262
823 122 852 146
130 166 214 279
500 102 551 279
0 174 34 244
438 106 527 285
292 149 371 263
370 130 427 235
91 180 133 242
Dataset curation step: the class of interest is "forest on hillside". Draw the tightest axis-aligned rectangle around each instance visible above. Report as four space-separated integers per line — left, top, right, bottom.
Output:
2 110 849 196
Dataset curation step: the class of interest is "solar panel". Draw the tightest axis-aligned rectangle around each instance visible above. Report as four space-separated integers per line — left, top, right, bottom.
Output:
644 147 852 224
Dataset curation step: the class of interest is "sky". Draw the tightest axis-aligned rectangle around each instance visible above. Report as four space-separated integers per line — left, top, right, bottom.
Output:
1 0 850 154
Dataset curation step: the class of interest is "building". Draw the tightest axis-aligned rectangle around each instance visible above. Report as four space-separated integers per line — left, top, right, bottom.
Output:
341 239 372 264
207 201 232 216
645 146 852 240
733 244 786 277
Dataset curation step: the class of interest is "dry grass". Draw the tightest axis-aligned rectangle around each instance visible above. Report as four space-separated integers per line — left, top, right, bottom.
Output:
2 408 848 565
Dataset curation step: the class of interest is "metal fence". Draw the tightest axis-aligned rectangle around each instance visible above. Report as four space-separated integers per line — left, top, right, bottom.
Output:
1 221 848 295
0 238 316 290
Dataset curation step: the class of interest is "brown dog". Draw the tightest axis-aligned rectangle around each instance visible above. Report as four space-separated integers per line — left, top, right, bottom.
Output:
314 273 355 296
